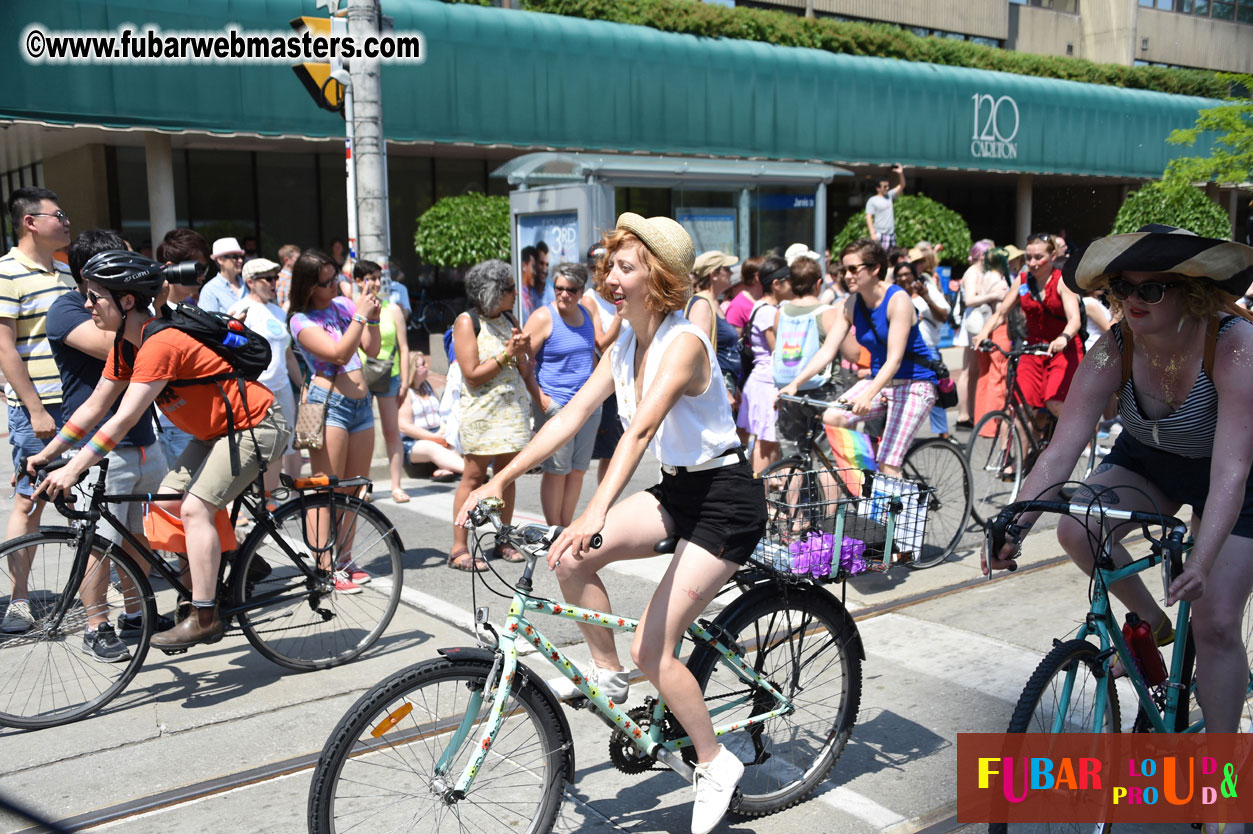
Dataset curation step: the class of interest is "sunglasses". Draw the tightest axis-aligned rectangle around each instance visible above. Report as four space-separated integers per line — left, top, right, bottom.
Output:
29 210 70 224
85 289 105 305
552 284 580 296
841 263 868 276
251 273 277 283
316 276 339 288
1109 278 1178 305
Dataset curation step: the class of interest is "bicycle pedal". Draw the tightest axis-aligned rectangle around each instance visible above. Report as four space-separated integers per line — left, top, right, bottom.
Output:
158 647 189 656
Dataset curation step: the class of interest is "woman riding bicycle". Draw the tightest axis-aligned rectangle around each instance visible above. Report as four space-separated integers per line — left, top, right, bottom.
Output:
778 239 937 479
974 233 1084 432
986 225 1253 761
26 251 290 651
457 213 766 834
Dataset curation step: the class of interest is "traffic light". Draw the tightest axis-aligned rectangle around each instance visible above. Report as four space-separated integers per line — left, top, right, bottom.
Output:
290 15 347 114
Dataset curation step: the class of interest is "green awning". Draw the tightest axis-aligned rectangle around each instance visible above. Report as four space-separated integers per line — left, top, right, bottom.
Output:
0 0 1216 178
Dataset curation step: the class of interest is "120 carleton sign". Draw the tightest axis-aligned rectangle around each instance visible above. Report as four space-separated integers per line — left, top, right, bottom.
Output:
970 93 1019 160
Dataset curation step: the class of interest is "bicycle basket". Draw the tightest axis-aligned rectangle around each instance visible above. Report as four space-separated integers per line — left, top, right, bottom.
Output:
753 467 932 580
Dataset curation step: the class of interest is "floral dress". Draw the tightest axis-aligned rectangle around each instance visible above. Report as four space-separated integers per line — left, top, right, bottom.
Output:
458 312 531 455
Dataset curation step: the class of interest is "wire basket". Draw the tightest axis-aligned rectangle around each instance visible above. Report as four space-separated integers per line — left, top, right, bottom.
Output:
750 467 932 581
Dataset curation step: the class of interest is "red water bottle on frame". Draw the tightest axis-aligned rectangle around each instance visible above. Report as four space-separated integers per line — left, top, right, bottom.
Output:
1123 612 1167 686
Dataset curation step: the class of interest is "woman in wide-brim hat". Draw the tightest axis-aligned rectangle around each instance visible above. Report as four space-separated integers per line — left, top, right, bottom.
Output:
456 213 765 834
988 224 1253 747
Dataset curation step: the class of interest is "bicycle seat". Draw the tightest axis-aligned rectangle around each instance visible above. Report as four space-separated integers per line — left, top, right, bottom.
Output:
654 537 678 555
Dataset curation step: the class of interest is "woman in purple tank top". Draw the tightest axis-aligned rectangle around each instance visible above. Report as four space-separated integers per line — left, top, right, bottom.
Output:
522 263 600 526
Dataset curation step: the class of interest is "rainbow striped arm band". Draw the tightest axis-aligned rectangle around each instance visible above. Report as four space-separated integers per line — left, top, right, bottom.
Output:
56 420 87 448
86 431 118 458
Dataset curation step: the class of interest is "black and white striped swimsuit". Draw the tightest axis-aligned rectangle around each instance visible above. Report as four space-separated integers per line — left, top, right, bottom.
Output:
1110 316 1243 459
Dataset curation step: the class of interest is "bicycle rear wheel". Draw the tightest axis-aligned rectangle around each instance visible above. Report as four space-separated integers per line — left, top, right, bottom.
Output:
232 493 403 671
966 410 1025 528
991 640 1119 834
0 531 154 729
419 300 456 333
308 656 568 834
900 437 973 568
686 583 862 817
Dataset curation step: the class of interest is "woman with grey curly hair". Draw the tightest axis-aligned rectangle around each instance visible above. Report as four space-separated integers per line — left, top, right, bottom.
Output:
448 259 532 571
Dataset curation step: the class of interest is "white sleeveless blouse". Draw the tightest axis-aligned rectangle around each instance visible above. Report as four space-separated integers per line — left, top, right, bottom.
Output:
609 311 740 467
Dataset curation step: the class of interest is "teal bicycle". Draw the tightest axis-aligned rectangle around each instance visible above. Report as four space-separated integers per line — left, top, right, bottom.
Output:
307 497 865 833
987 497 1253 834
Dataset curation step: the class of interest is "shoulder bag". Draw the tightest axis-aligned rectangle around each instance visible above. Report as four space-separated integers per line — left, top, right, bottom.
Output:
291 385 329 451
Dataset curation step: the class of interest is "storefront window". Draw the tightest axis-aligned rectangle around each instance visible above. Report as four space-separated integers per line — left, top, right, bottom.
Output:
1212 0 1235 18
257 153 320 262
187 149 254 244
317 152 350 252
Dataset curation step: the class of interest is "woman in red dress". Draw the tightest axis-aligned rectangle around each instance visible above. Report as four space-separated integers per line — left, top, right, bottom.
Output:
975 233 1084 430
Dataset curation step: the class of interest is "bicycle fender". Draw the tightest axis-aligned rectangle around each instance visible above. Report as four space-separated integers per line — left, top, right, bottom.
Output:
436 646 577 783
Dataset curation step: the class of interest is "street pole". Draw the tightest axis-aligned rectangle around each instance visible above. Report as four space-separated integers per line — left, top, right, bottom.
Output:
347 0 390 293
334 69 358 274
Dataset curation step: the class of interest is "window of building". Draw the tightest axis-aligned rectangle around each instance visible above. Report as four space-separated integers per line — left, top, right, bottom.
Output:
1175 0 1194 11
1240 1 1253 21
1213 0 1236 18
1139 0 1173 8
1014 0 1079 11
256 153 320 261
1194 0 1210 14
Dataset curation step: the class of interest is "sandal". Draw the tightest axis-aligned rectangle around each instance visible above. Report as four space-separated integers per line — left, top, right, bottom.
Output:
494 542 526 563
447 549 488 572
391 488 411 504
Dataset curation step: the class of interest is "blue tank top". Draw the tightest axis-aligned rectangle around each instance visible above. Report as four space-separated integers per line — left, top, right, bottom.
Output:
536 302 596 406
713 313 740 377
852 283 937 382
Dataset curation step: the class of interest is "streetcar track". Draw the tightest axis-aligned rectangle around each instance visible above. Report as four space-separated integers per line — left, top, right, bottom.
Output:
18 552 1071 832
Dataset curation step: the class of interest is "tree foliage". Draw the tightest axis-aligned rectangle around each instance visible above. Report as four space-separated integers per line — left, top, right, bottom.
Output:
831 194 972 266
1111 181 1230 239
414 194 510 268
437 0 1232 98
1163 72 1253 190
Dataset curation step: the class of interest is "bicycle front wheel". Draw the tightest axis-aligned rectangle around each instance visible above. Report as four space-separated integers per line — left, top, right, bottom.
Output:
686 584 862 817
966 410 1025 528
308 657 568 834
232 493 403 671
991 640 1119 834
900 437 973 568
0 530 155 729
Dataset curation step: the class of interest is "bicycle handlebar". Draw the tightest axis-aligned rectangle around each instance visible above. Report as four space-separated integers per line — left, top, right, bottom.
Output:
467 499 602 560
776 392 887 411
986 500 1188 576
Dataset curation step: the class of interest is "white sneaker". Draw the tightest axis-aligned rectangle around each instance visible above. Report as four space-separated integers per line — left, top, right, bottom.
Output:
547 663 630 704
690 745 745 834
1 599 34 634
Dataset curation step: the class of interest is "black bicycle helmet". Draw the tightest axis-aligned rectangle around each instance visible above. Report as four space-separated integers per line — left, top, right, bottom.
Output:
80 250 166 300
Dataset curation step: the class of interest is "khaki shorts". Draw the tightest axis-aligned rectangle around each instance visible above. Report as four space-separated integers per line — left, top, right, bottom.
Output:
160 409 291 510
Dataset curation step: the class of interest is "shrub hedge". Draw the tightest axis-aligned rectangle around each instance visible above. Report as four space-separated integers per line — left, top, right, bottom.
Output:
440 0 1228 99
831 194 973 267
414 194 512 268
1111 182 1230 239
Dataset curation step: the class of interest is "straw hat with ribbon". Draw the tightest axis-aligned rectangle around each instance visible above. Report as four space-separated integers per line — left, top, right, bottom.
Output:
1062 224 1253 297
615 212 695 277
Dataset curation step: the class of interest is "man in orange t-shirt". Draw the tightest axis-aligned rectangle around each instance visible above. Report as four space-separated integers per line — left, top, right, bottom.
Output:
30 251 290 650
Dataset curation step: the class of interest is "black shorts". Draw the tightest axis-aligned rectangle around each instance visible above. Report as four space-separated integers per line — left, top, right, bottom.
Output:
1102 430 1253 539
592 391 624 460
645 459 767 565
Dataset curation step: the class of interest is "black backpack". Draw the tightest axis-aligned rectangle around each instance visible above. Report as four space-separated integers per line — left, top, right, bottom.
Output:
736 300 768 389
141 303 274 474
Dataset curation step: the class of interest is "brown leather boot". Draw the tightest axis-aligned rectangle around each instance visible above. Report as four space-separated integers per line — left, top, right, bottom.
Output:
150 605 223 650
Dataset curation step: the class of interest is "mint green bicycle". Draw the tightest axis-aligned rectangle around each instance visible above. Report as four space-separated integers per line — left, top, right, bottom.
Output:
987 497 1253 834
307 498 864 833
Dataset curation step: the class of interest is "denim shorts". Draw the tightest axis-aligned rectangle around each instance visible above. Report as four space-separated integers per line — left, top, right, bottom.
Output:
308 385 374 434
8 401 63 496
382 374 401 399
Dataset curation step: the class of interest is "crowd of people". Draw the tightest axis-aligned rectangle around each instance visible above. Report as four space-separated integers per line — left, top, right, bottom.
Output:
7 178 1253 834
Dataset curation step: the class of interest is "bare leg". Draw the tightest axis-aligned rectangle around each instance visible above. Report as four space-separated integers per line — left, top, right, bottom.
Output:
6 494 46 601
1056 463 1178 625
540 472 565 526
631 540 740 764
552 491 674 670
408 440 463 474
1190 531 1253 733
561 469 585 527
750 438 779 474
376 392 407 499
452 455 492 557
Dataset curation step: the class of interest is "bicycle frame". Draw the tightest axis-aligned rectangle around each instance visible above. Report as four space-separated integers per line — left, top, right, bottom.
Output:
1075 556 1197 734
439 581 795 797
42 463 369 631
